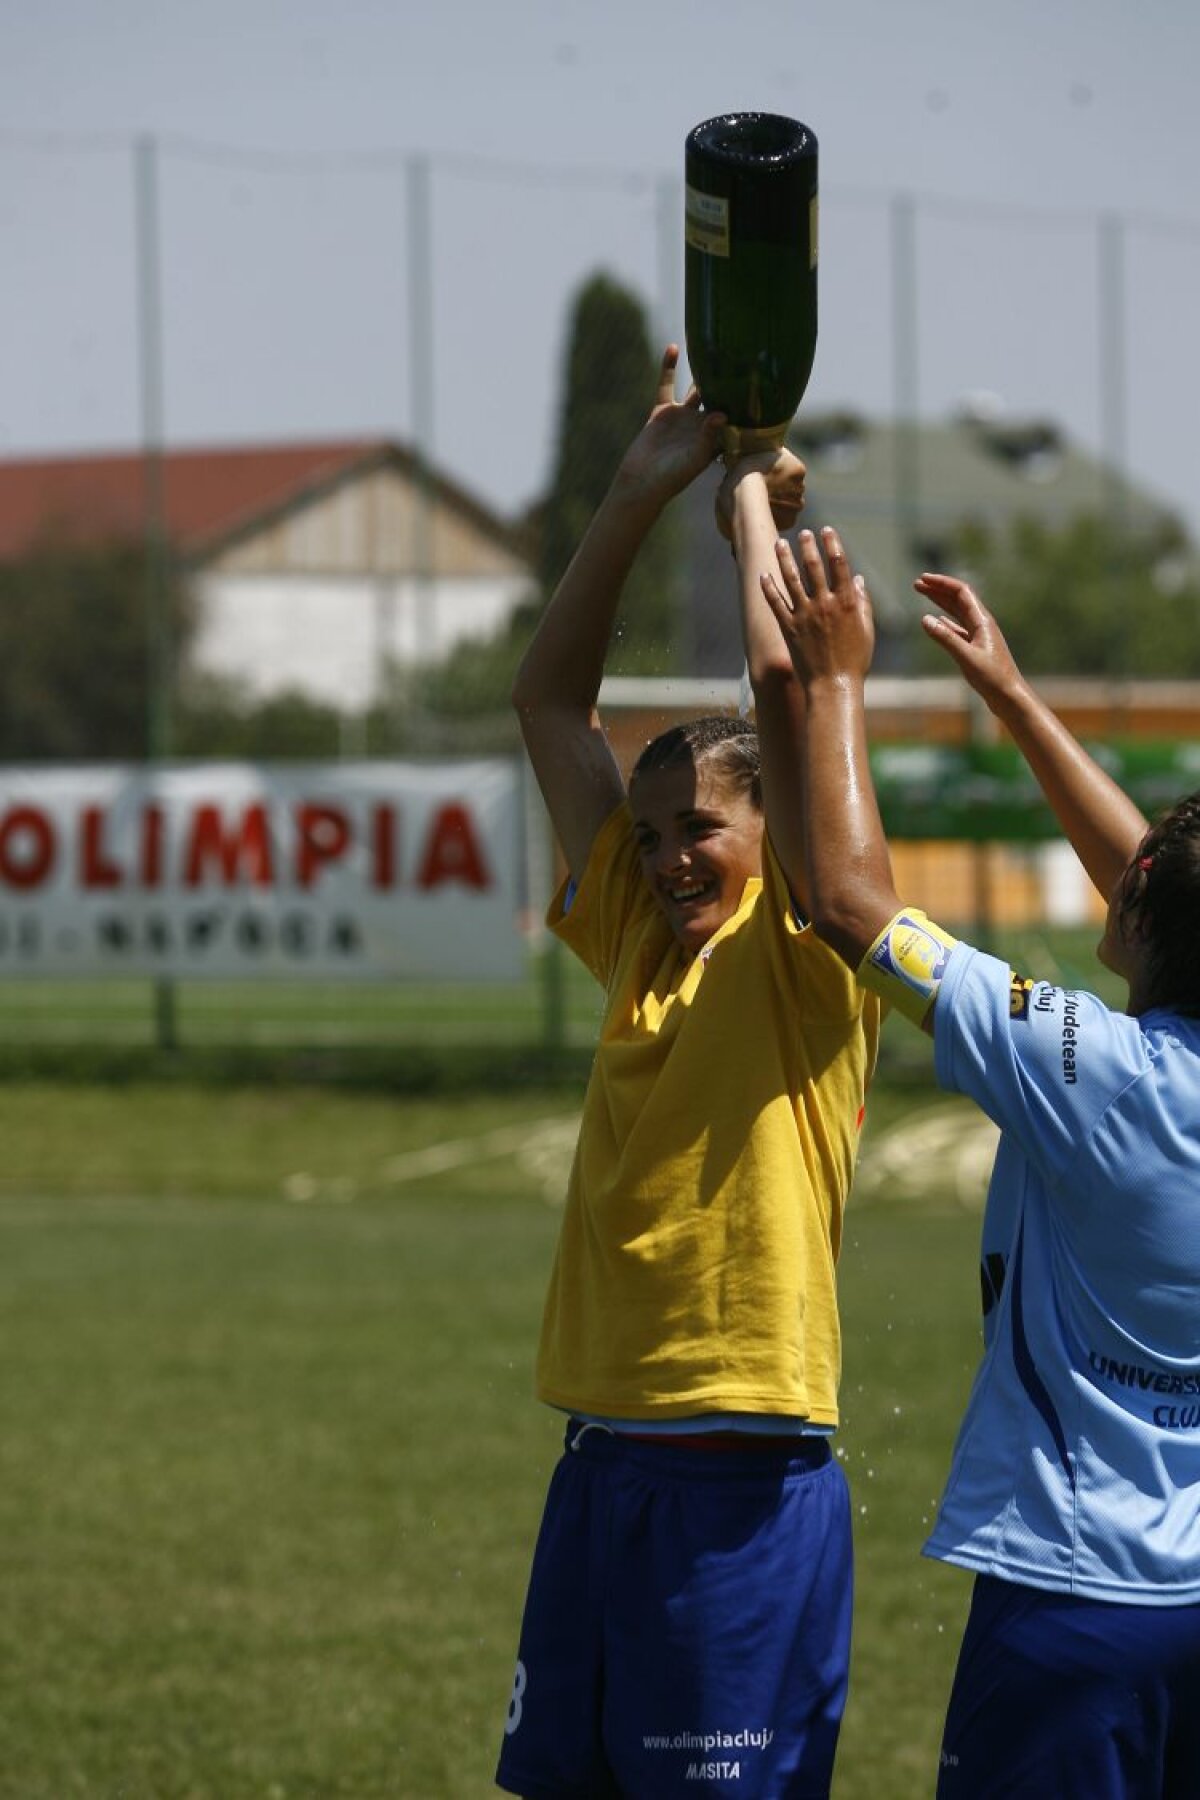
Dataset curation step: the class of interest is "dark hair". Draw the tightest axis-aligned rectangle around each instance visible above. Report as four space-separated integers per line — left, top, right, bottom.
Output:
1116 790 1200 1015
630 714 762 811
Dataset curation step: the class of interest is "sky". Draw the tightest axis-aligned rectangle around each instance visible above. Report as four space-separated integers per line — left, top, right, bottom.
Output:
3 0 1200 538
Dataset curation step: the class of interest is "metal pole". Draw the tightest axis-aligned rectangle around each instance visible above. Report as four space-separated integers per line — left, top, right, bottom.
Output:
407 154 436 717
541 923 567 1057
890 192 921 610
655 174 683 354
655 173 691 673
1098 210 1130 725
134 133 177 1049
1098 212 1129 518
136 135 170 758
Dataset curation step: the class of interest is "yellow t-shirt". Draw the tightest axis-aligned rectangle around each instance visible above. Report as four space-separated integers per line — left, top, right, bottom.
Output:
535 802 882 1427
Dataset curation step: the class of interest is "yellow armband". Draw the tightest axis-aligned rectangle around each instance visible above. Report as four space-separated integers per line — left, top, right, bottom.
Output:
857 909 959 1027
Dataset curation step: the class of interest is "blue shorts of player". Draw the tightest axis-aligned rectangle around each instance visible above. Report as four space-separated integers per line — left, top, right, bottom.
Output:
937 1575 1200 1799
495 1420 853 1800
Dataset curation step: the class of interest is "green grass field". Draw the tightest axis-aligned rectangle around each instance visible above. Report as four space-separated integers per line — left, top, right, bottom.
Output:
0 956 606 1052
0 1076 989 1798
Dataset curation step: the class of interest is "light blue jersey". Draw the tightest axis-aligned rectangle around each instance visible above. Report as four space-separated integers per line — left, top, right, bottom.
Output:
926 944 1200 1604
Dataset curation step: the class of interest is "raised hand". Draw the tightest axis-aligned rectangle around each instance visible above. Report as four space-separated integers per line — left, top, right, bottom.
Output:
760 526 875 686
615 345 728 506
915 573 1147 895
915 573 1024 714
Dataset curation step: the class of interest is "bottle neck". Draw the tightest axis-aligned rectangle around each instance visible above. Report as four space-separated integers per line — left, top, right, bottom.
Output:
722 421 792 458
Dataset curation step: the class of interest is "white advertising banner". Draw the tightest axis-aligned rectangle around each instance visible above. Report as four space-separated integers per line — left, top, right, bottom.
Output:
0 760 524 981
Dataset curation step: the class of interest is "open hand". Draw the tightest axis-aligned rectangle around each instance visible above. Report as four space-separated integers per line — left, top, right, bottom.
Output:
915 573 1024 710
761 527 874 685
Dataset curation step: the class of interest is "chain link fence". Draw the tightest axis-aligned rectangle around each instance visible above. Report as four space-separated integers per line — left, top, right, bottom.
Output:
1 134 1199 1062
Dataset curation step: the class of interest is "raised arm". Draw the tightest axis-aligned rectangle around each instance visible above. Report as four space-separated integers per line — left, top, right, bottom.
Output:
916 574 1148 899
715 453 811 908
758 528 900 963
511 347 726 882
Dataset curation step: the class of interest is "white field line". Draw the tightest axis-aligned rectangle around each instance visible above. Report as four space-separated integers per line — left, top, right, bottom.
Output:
382 1117 579 1201
855 1105 999 1211
376 1103 996 1213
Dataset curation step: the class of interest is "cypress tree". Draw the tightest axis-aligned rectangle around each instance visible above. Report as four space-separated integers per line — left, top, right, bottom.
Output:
538 272 681 675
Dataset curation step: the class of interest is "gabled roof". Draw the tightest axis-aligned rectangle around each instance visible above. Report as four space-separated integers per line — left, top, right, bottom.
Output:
0 439 525 566
788 409 1176 620
683 409 1186 677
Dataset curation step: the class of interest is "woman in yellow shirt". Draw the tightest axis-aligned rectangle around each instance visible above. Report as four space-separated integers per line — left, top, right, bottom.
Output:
496 350 882 1800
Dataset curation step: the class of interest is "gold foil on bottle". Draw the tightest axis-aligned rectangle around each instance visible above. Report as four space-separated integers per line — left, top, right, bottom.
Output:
721 421 793 458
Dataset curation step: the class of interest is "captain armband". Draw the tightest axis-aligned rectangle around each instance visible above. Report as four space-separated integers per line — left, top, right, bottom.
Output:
857 909 959 1027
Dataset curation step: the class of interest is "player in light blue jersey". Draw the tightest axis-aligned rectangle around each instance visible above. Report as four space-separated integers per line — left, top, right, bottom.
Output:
756 529 1200 1799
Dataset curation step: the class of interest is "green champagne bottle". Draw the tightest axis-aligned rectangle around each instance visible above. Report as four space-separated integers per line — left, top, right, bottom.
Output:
685 112 818 457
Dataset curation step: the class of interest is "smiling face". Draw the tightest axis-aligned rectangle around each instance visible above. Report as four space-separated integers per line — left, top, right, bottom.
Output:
629 757 764 954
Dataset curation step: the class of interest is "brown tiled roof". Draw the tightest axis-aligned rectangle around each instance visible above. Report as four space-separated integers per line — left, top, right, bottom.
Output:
0 439 464 561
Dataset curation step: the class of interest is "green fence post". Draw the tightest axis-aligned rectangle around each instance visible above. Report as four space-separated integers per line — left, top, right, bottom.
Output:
135 133 178 1052
541 935 567 1058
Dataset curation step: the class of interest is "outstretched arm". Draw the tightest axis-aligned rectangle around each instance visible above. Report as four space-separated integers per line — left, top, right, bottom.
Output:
511 346 726 882
916 574 1148 899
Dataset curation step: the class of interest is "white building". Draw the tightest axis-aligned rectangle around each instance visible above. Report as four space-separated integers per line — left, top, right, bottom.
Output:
0 439 534 709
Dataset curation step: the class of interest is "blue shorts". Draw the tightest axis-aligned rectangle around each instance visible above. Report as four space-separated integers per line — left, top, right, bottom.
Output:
495 1421 853 1800
937 1575 1200 1799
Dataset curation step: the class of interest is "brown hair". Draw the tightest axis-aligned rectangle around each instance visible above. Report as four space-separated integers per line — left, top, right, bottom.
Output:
630 715 762 811
1115 790 1200 1015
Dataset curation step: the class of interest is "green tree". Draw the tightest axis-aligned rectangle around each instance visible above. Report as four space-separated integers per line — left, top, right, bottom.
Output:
174 672 347 759
412 272 684 727
0 535 196 759
537 271 681 676
916 512 1200 678
407 598 538 736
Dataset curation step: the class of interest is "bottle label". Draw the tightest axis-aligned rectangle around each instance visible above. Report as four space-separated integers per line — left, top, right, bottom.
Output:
685 184 730 257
